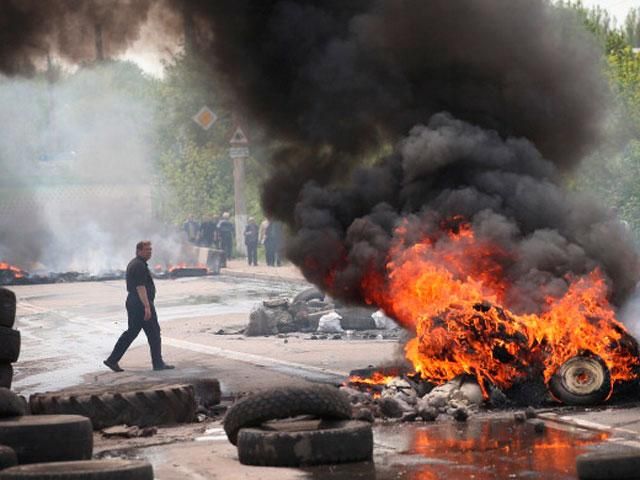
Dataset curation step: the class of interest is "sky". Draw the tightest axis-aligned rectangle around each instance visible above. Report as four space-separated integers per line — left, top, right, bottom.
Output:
581 0 639 24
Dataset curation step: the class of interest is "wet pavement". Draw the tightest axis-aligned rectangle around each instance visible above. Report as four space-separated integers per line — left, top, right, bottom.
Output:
9 267 640 479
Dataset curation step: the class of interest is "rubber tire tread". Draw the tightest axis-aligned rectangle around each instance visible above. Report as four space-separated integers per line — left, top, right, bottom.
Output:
223 384 352 445
576 449 640 479
0 364 12 390
292 288 324 304
548 356 611 406
29 384 196 430
0 459 153 479
0 415 92 464
0 329 19 363
0 289 16 329
0 445 17 470
237 420 373 466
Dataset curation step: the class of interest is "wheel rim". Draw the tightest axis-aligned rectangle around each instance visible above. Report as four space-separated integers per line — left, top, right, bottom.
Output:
559 356 606 396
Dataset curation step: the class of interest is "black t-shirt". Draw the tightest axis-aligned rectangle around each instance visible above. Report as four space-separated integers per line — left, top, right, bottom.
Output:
126 256 156 303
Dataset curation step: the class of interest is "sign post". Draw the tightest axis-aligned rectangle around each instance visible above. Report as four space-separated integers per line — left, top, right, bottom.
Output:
229 126 250 256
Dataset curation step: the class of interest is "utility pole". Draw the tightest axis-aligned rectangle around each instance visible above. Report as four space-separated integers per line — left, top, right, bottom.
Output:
229 124 250 256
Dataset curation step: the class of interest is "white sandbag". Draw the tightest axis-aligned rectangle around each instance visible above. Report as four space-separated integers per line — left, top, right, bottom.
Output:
317 311 344 333
372 310 398 330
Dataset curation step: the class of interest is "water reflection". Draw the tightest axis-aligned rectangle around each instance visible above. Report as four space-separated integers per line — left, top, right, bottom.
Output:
408 419 608 479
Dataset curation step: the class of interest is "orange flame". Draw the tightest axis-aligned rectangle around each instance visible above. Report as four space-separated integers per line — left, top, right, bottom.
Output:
361 218 638 396
0 262 25 279
167 262 207 272
348 371 398 386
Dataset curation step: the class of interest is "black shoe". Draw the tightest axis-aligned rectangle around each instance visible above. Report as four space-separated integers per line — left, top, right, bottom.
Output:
153 363 175 371
103 359 124 372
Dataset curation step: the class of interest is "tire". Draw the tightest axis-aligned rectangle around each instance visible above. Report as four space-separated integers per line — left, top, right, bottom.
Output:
223 384 352 445
576 449 640 479
0 388 25 418
293 288 324 304
0 445 17 470
0 415 92 464
29 384 196 430
548 355 611 406
0 459 153 480
0 329 19 363
237 420 373 466
0 289 16 329
0 365 12 390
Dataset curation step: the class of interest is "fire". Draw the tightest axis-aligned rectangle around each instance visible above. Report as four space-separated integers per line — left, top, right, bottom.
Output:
348 371 397 386
361 218 638 396
167 262 207 272
0 262 26 279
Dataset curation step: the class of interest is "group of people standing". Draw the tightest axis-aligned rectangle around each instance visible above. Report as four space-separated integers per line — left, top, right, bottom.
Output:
183 213 283 267
183 212 235 260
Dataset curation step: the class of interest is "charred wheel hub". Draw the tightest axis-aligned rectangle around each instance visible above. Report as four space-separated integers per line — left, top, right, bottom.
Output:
549 355 611 406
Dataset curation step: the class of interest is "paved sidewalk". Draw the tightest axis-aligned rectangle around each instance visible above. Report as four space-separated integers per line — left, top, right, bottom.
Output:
220 258 307 284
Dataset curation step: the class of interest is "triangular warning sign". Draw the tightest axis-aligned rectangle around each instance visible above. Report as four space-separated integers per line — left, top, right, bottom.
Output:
229 126 249 145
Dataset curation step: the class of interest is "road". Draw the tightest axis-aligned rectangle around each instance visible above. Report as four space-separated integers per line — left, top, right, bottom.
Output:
9 265 640 479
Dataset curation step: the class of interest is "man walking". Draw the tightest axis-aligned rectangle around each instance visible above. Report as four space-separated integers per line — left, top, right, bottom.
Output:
104 241 174 372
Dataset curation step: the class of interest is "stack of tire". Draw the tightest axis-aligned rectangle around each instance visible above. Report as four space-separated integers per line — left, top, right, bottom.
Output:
223 384 373 467
0 287 155 479
0 288 18 390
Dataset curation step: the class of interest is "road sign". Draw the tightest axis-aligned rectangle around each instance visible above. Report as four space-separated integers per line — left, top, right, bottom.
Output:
229 147 250 158
192 106 218 130
229 126 249 145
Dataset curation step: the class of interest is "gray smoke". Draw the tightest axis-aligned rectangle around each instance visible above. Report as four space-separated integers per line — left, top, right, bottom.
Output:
0 0 636 310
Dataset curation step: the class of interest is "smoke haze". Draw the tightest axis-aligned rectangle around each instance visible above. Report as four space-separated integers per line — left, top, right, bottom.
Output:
0 0 637 314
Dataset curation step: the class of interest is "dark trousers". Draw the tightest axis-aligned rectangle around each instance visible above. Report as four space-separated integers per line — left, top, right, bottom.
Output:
246 242 258 265
265 243 275 266
107 297 163 368
221 235 233 261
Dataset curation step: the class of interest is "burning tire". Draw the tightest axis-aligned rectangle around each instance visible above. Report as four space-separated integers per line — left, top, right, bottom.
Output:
0 328 19 363
0 364 12 389
237 420 373 466
0 415 92 464
223 385 352 445
0 460 153 480
29 384 196 430
0 288 16 329
548 355 611 406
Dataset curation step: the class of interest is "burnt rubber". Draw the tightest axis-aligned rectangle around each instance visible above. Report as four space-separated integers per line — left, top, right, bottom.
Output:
0 415 92 464
0 459 153 479
548 354 611 406
0 388 25 418
292 287 324 304
0 289 16 329
0 445 17 470
576 449 640 479
0 328 19 363
237 420 373 466
223 384 352 445
0 364 12 390
29 384 196 429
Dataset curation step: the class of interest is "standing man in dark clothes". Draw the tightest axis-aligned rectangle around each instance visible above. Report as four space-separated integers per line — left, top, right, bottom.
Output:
104 241 174 372
264 219 279 267
217 212 234 262
244 217 259 266
183 214 199 244
199 216 216 248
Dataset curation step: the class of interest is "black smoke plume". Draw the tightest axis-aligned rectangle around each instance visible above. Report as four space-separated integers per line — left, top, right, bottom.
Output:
0 0 637 310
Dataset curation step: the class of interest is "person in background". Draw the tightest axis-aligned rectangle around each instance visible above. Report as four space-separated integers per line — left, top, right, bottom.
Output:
264 219 284 267
217 212 234 262
244 217 259 266
104 241 174 372
182 214 199 244
199 216 216 248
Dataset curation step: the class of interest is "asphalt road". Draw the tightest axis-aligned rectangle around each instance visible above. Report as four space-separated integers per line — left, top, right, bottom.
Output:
9 271 640 479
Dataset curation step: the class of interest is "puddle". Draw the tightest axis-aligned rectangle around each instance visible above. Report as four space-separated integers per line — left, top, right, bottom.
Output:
303 418 609 480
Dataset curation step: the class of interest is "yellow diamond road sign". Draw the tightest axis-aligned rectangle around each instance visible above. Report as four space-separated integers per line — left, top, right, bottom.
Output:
193 106 218 130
